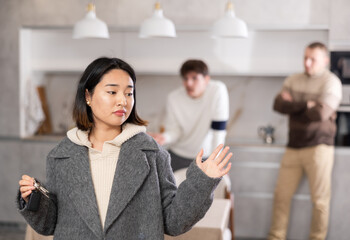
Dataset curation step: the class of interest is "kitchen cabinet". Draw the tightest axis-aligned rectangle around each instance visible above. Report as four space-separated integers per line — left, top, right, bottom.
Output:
0 137 58 222
228 143 350 239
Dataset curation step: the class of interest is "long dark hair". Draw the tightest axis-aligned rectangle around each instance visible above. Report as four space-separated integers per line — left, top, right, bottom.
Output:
72 57 147 131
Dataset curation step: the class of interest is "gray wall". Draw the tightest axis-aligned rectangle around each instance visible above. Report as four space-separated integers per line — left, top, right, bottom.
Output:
0 138 57 222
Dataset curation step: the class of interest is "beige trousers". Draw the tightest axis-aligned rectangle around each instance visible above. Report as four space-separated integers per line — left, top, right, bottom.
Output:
268 144 334 240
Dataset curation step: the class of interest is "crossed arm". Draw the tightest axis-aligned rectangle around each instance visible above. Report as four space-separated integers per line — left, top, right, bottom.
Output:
273 90 336 121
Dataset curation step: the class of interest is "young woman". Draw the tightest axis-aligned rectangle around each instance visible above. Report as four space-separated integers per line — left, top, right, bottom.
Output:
17 57 232 240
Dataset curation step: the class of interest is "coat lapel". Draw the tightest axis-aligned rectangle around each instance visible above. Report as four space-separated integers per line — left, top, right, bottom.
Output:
55 142 103 239
53 134 159 236
103 133 158 232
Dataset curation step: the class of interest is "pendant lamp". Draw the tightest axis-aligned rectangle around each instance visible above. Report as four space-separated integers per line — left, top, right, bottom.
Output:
139 2 176 38
212 1 248 38
73 3 109 39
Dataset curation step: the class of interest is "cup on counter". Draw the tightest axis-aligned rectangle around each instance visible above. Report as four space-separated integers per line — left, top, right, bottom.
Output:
258 125 275 144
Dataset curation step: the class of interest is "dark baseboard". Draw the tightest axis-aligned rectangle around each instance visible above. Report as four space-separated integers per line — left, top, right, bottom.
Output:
0 221 26 232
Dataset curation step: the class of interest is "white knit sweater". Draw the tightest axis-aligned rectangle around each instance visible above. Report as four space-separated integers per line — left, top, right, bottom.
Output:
163 80 229 158
67 123 146 228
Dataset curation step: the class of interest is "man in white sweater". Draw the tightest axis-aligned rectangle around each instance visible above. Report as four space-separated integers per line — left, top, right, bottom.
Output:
150 59 229 171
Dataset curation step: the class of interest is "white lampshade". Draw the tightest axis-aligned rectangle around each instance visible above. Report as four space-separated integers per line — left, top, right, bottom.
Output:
212 2 248 38
139 2 176 38
73 3 109 39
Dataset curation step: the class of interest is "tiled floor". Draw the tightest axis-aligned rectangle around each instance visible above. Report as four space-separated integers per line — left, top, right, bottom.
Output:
0 222 265 240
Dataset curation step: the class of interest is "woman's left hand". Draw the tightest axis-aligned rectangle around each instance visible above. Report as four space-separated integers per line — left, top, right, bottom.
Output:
196 144 232 178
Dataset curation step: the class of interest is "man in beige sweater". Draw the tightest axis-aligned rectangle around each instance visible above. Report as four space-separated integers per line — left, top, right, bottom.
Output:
268 42 342 240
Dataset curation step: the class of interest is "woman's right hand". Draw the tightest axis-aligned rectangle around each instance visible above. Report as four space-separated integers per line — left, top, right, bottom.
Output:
19 175 35 203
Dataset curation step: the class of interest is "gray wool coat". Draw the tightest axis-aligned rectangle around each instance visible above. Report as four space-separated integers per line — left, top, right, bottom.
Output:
17 132 221 240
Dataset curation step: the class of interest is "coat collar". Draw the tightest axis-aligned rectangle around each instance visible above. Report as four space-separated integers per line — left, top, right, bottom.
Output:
51 133 159 237
51 133 158 159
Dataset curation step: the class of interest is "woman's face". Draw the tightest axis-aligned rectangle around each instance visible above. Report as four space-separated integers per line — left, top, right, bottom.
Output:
86 69 134 130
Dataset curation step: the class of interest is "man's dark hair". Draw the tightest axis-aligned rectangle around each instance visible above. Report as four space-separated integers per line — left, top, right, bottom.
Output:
180 59 209 78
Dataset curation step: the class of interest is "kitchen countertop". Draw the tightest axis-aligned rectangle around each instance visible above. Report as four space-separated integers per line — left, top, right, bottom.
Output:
226 137 286 148
225 138 350 154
